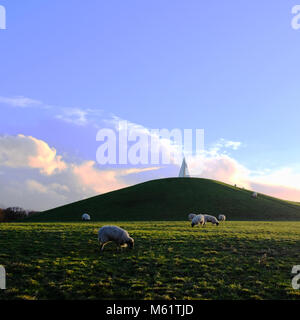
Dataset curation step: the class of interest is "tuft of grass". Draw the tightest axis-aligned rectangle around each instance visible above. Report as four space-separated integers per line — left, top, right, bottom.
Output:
0 221 300 300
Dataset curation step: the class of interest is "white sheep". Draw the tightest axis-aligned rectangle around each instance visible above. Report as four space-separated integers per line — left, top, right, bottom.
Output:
98 225 134 251
188 213 197 221
82 213 91 221
203 214 219 226
191 214 205 227
252 192 258 198
218 214 226 222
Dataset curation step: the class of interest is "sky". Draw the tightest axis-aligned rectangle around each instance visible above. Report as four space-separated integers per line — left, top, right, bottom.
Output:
0 0 300 210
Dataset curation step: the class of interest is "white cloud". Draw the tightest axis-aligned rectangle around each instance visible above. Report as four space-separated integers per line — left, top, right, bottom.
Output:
0 134 67 175
249 167 300 201
71 161 161 194
56 108 89 126
187 152 251 188
251 167 300 190
0 96 42 108
71 160 127 194
0 95 103 127
209 138 242 156
56 108 103 126
121 167 161 175
26 179 70 194
221 139 242 150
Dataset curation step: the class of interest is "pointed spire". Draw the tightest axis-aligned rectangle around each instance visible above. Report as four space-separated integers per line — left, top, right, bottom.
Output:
179 157 190 177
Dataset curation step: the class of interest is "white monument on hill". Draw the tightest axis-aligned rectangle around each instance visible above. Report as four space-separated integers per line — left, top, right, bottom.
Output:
178 157 190 177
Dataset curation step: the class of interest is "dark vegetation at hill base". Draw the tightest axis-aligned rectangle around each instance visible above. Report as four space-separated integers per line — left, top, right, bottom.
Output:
0 207 39 222
25 178 300 222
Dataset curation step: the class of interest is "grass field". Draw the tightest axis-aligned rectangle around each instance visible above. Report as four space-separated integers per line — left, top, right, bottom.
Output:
0 221 300 300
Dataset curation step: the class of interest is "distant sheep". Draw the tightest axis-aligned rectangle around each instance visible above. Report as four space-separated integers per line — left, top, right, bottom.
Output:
191 214 205 227
82 213 91 221
188 213 197 221
218 214 226 222
98 225 134 251
252 192 258 199
203 214 219 226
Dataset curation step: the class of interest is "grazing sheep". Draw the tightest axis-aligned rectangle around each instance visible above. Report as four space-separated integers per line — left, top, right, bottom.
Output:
252 192 258 198
98 225 134 251
188 213 197 221
203 214 219 226
191 214 205 227
82 213 91 221
218 214 226 222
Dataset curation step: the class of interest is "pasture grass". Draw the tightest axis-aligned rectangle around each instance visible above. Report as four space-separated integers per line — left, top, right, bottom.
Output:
0 221 300 300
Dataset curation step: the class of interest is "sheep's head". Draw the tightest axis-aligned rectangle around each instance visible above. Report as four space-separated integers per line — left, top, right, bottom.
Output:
127 237 134 249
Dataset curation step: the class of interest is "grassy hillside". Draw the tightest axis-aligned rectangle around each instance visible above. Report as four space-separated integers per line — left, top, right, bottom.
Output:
26 178 300 221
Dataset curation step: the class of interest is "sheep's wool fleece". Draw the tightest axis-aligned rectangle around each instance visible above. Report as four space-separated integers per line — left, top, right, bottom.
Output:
204 215 218 223
192 214 204 225
98 225 130 243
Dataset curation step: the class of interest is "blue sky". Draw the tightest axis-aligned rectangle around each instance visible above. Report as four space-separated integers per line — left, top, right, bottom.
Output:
0 1 300 209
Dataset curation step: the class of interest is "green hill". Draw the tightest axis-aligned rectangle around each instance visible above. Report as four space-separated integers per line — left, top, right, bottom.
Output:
26 178 300 222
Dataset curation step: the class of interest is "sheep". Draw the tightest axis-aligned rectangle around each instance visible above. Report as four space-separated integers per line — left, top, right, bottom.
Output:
203 214 219 226
252 192 258 198
191 214 205 227
82 213 91 221
188 213 197 221
218 214 226 222
98 225 134 251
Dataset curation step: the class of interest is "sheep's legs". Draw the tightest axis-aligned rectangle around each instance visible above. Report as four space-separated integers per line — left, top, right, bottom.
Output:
99 242 106 252
99 241 126 253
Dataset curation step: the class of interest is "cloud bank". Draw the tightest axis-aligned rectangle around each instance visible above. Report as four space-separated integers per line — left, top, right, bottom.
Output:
187 150 300 202
0 134 160 210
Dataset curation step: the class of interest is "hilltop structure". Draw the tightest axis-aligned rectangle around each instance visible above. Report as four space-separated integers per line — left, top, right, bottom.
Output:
179 157 190 177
